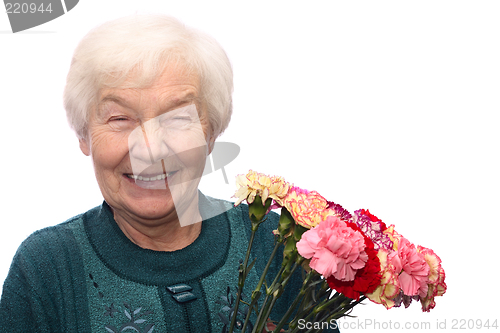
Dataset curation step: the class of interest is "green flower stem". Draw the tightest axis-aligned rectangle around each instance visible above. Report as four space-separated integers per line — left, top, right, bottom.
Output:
254 291 281 333
255 240 283 296
268 264 286 293
299 296 365 333
279 258 302 289
296 275 327 313
318 280 331 298
253 258 302 333
315 296 367 325
288 281 323 330
289 293 346 333
252 292 271 333
272 270 316 332
251 267 285 333
228 227 259 333
288 285 312 329
240 240 283 333
301 297 367 333
239 294 260 333
314 293 349 314
251 264 285 333
230 195 272 333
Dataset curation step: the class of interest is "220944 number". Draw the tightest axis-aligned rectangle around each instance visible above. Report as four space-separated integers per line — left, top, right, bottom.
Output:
5 3 53 14
451 319 498 330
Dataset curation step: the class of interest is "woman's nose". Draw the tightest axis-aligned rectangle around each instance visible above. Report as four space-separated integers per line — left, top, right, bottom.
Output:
128 118 170 164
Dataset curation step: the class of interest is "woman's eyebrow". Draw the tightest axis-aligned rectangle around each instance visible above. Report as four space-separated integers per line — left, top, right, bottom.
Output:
95 95 128 116
97 92 199 116
99 94 130 108
164 93 198 109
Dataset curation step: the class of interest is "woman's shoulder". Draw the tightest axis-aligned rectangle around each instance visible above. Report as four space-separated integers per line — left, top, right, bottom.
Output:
13 205 101 262
1 209 94 332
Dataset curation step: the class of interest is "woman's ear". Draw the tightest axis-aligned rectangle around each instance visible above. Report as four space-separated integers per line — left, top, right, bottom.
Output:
79 138 91 156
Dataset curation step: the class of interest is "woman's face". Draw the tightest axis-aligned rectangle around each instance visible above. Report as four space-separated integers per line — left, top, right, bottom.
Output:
79 64 214 225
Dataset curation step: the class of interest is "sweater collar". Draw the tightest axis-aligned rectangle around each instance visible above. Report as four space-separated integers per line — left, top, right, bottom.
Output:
83 192 232 286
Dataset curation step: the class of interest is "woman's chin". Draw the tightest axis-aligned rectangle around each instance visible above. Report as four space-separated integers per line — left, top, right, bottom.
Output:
120 197 178 221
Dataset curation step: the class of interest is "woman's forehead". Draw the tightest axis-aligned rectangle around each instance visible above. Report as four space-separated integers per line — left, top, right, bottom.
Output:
98 68 200 109
104 59 198 89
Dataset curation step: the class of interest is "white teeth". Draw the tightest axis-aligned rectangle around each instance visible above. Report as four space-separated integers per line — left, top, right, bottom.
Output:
127 172 173 181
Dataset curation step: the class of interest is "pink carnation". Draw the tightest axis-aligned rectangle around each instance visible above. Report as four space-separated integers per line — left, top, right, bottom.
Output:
418 246 447 312
389 237 429 297
297 216 368 281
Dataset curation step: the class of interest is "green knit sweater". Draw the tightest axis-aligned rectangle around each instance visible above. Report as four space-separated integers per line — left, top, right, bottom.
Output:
0 193 318 333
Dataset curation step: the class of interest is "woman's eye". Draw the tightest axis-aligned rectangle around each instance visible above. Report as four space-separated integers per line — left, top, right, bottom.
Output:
110 116 129 121
174 117 191 122
162 117 192 128
108 116 137 130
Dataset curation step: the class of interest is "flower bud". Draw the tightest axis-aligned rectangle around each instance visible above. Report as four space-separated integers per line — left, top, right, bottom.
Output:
277 208 295 240
248 195 272 226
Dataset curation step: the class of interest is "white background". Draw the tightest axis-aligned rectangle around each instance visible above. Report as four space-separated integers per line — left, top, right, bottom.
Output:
1 1 499 332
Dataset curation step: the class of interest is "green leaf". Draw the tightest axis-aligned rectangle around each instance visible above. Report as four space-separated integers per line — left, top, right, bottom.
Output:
243 258 257 280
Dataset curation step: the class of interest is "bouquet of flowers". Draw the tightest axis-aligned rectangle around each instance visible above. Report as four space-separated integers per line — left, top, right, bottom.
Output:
220 170 447 333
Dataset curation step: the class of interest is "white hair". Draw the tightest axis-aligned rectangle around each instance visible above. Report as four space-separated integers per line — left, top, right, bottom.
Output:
64 15 233 139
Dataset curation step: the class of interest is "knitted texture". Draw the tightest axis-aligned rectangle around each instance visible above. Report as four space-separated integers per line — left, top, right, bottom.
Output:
0 193 312 332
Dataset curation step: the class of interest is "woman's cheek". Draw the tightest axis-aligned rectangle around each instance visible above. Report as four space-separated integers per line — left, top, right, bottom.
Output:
90 128 130 162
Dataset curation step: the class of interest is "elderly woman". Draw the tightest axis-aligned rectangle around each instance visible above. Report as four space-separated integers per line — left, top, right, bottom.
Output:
0 15 315 333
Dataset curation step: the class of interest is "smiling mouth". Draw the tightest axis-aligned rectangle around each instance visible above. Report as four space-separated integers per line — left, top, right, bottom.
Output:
126 171 178 182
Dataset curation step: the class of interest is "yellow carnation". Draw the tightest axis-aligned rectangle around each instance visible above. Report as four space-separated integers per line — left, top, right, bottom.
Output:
283 187 329 229
365 249 400 309
233 170 291 206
